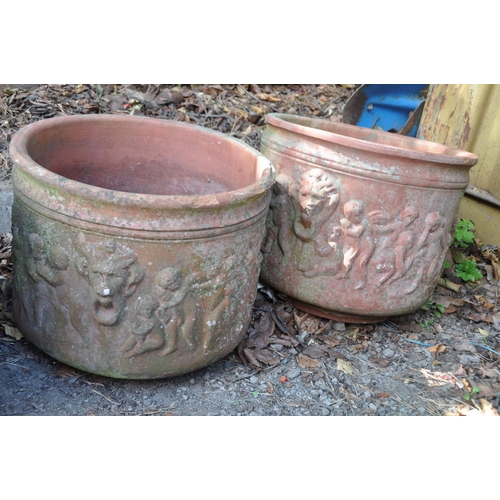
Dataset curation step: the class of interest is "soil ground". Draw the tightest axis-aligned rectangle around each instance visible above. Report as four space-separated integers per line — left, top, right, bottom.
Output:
1 84 499 416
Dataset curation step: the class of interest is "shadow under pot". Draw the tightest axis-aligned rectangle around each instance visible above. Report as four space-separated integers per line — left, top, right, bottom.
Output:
9 115 275 379
259 113 478 323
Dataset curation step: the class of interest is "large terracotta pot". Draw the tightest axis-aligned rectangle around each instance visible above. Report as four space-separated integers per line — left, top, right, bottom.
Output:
9 115 275 379
260 113 478 323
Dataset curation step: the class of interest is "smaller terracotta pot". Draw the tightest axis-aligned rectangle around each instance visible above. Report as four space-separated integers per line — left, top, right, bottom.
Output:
259 113 478 323
10 115 275 379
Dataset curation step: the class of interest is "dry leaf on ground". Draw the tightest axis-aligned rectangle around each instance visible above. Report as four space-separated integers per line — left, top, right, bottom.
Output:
337 358 353 375
56 365 81 379
302 346 326 359
345 328 360 340
429 344 447 354
253 349 280 366
431 294 465 308
243 347 262 369
246 311 274 349
369 356 392 368
294 312 326 335
3 325 23 340
317 335 341 348
296 353 321 369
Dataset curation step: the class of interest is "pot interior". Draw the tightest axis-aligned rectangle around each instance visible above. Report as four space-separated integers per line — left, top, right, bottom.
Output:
24 118 263 196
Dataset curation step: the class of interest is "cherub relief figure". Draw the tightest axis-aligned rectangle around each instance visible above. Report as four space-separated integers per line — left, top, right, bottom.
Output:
121 294 164 358
405 212 451 294
25 234 51 327
73 234 144 327
25 233 70 328
370 206 420 288
196 268 236 352
152 267 191 355
152 266 212 355
339 200 384 290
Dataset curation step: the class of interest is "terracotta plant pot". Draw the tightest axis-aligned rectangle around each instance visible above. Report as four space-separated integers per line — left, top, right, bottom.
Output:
9 115 275 379
260 113 478 323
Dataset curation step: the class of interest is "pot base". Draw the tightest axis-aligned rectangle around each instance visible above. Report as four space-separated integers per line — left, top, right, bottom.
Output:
291 298 388 324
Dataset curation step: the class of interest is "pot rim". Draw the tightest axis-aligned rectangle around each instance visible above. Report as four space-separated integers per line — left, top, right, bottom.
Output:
265 113 478 166
9 114 276 209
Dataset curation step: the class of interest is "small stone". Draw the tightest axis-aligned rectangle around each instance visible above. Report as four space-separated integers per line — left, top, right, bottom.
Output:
459 354 480 365
249 376 259 384
369 403 377 410
333 322 346 332
455 342 477 353
190 378 195 384
383 348 394 358
287 368 301 380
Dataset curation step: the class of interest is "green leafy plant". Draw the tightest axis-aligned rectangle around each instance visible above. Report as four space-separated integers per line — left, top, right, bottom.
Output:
419 317 435 330
453 219 476 247
448 218 483 283
421 300 445 318
479 327 490 345
455 258 483 282
463 386 480 401
419 301 445 330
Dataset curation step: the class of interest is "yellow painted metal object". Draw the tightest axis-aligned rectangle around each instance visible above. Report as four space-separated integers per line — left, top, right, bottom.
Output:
418 84 500 245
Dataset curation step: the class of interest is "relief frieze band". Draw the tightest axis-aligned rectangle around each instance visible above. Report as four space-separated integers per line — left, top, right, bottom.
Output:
263 168 452 295
15 224 254 363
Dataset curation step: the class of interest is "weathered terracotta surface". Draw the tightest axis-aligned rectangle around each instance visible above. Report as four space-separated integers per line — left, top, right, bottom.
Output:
260 113 478 323
9 115 275 379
